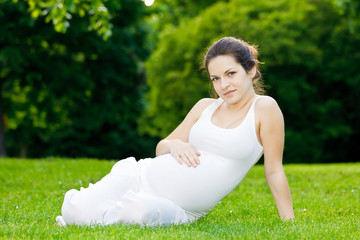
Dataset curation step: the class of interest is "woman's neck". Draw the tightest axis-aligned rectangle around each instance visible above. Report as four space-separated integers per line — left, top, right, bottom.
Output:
224 90 256 112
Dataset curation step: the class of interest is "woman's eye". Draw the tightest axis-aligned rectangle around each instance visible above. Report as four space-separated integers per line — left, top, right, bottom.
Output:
212 77 218 81
228 72 236 76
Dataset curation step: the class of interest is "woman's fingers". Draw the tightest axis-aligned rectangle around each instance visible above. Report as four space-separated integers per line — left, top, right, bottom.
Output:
189 150 200 165
193 150 201 164
172 151 199 167
174 153 184 165
177 152 191 167
170 142 200 167
183 151 199 167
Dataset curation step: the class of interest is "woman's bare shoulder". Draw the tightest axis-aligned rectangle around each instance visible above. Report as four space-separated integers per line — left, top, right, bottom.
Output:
196 98 217 108
188 98 217 118
255 95 283 121
256 95 281 111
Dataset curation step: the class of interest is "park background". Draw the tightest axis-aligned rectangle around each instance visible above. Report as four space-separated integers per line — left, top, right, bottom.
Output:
0 0 359 239
0 0 359 163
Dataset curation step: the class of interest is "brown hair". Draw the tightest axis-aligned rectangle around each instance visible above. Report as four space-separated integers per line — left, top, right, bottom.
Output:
202 37 265 96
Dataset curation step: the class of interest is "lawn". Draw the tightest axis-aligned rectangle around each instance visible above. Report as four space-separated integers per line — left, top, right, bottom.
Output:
0 158 359 239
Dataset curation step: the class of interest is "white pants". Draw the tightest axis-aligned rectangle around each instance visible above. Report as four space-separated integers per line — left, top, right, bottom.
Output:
60 157 189 226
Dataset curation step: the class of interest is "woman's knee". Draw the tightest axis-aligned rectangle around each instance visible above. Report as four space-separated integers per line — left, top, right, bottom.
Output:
103 192 188 226
140 199 188 226
61 189 92 225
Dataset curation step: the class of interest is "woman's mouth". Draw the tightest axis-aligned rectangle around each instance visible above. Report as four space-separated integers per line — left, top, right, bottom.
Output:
224 90 236 96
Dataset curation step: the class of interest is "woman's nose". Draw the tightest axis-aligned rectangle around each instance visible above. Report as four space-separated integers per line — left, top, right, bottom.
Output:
220 78 230 89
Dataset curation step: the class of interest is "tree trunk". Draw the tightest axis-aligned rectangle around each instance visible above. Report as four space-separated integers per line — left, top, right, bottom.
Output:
20 141 27 159
0 85 6 157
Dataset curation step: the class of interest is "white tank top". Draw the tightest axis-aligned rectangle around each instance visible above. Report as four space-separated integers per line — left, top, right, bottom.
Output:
139 96 263 220
189 97 263 163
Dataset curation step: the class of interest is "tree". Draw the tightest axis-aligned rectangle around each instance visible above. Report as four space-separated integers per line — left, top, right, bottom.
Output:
1 0 153 159
1 0 116 39
0 84 5 157
142 0 360 163
148 0 228 27
143 0 228 50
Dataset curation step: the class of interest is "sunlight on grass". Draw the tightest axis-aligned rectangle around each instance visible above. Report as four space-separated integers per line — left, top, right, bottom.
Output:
0 158 359 239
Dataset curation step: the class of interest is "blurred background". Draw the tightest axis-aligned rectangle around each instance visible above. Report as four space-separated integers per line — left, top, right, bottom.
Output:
0 0 359 163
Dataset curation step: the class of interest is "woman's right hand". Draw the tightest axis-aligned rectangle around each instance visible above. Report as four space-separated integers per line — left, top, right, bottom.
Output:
167 139 201 168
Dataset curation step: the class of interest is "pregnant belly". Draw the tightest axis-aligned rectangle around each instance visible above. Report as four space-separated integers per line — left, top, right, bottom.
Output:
139 151 238 212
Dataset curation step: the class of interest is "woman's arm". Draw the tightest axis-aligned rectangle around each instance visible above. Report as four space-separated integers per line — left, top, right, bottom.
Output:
156 98 215 167
258 96 294 220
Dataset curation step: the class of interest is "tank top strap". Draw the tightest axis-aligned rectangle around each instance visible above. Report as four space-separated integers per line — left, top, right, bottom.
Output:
200 96 261 125
199 98 224 120
250 95 262 110
245 95 262 128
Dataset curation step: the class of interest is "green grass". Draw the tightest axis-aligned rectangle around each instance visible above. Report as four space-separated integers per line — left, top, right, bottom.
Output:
0 158 359 239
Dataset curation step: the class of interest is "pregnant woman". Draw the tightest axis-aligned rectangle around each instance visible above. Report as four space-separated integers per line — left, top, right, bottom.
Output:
56 36 294 227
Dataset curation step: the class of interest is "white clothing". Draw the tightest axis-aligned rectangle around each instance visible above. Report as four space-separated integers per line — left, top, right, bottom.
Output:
139 97 263 220
60 158 188 226
58 97 263 226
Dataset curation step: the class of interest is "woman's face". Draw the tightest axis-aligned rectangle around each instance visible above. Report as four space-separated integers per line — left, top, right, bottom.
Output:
208 55 255 104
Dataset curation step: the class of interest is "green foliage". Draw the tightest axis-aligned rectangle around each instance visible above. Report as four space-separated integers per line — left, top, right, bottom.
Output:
331 0 360 34
1 0 156 159
11 0 118 39
1 158 359 239
148 0 227 28
143 0 229 57
142 0 360 163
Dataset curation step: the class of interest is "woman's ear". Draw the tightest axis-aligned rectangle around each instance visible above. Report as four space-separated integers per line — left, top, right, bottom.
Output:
248 67 257 79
